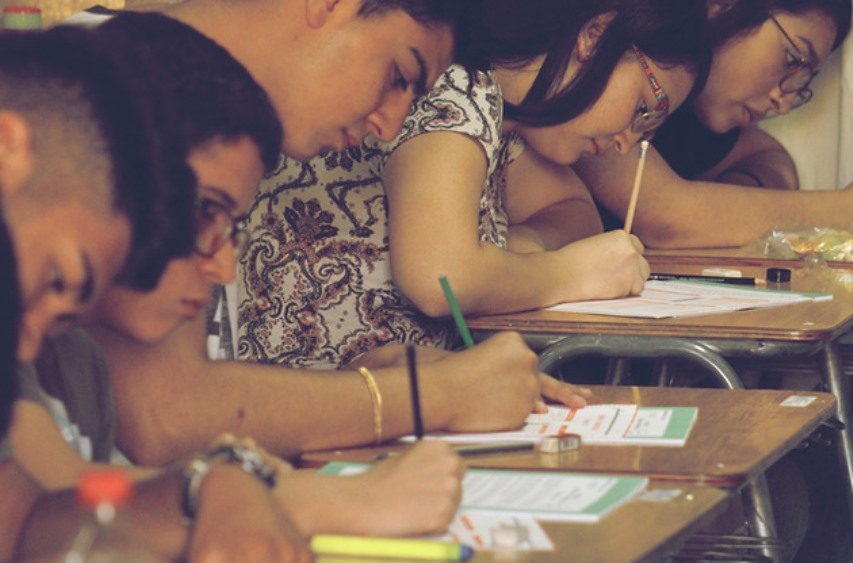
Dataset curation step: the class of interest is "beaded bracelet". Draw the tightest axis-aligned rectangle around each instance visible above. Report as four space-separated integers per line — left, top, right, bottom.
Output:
180 442 277 524
357 366 383 445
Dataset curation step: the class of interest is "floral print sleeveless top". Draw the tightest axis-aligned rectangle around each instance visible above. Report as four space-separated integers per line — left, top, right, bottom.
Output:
237 65 524 368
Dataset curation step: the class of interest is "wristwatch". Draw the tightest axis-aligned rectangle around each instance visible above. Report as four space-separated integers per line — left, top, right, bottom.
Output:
180 441 278 523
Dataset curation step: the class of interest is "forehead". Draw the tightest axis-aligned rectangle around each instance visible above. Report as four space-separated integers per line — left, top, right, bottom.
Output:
188 137 264 214
352 9 454 87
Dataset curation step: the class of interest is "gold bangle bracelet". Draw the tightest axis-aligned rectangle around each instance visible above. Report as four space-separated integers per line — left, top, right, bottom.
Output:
357 367 383 445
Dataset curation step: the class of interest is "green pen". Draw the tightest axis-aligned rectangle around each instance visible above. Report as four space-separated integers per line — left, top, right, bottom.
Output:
311 534 474 561
438 275 475 349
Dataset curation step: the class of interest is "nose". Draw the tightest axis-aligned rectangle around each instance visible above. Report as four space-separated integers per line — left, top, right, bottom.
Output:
195 243 238 285
770 87 798 116
612 129 645 156
365 91 415 142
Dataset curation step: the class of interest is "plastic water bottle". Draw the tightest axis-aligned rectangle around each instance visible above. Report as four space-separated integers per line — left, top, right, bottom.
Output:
1 6 42 33
57 469 162 563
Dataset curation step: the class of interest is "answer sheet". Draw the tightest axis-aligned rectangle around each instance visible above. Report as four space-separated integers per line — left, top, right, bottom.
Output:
322 461 648 524
433 513 555 551
547 280 832 319
411 404 698 447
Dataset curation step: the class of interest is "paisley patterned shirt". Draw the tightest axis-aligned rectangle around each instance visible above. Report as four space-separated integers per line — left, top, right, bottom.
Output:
237 65 525 369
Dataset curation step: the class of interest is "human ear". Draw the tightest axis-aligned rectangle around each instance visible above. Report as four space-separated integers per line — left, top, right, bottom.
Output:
0 111 34 199
707 0 738 19
576 11 617 62
305 0 343 29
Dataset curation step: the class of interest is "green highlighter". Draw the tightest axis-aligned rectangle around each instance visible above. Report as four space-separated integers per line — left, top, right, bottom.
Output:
311 534 475 561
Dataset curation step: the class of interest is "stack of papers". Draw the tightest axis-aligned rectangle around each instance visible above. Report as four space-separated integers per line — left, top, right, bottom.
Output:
410 404 698 447
434 513 555 551
547 280 832 319
321 461 648 524
459 469 648 523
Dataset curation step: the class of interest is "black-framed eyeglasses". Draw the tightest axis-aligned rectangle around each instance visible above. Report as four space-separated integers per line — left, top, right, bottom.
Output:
770 15 818 108
194 197 249 258
630 45 670 139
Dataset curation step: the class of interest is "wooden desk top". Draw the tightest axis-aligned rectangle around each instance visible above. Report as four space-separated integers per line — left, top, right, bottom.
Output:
467 264 853 343
645 246 852 270
490 484 729 563
315 483 730 563
301 386 836 489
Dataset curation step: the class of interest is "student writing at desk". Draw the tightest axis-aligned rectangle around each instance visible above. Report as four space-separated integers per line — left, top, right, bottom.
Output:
237 0 708 368
572 0 852 249
64 0 593 475
5 15 477 561
0 25 318 562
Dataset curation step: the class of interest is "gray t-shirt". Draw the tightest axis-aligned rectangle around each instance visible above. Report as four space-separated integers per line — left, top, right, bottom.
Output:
4 328 116 463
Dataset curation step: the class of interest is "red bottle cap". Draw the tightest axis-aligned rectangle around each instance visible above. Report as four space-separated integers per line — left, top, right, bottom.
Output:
3 6 42 13
77 469 134 509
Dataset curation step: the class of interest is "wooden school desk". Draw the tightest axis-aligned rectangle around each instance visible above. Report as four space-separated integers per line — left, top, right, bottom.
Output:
301 385 835 488
317 484 732 563
303 386 830 562
465 259 853 534
517 484 729 563
644 246 853 270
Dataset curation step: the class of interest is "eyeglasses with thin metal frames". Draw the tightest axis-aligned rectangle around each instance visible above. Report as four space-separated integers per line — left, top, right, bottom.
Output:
194 197 249 259
769 15 817 107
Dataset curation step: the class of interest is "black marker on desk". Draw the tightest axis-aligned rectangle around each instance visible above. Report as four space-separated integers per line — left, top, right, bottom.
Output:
649 273 763 286
406 344 424 440
454 442 536 456
375 441 535 461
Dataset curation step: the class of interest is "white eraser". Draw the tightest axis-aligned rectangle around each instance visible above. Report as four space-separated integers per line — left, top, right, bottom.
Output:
701 268 742 278
492 524 524 550
538 433 581 454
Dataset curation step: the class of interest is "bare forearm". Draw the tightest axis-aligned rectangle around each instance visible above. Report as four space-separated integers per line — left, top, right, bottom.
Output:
708 149 799 190
16 471 186 560
576 148 849 249
699 125 798 191
395 240 592 316
16 464 298 562
275 471 370 536
100 332 467 463
635 185 851 249
507 199 603 253
0 461 41 561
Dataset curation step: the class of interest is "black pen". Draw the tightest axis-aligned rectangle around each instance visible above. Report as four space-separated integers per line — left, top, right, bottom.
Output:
406 345 424 440
454 442 536 456
375 441 535 462
649 273 762 286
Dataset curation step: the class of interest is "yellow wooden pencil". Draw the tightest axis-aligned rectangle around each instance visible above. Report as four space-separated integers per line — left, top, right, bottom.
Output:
624 140 650 235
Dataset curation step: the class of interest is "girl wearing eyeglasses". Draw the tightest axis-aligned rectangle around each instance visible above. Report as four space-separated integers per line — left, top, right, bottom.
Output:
239 0 709 368
574 0 852 249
